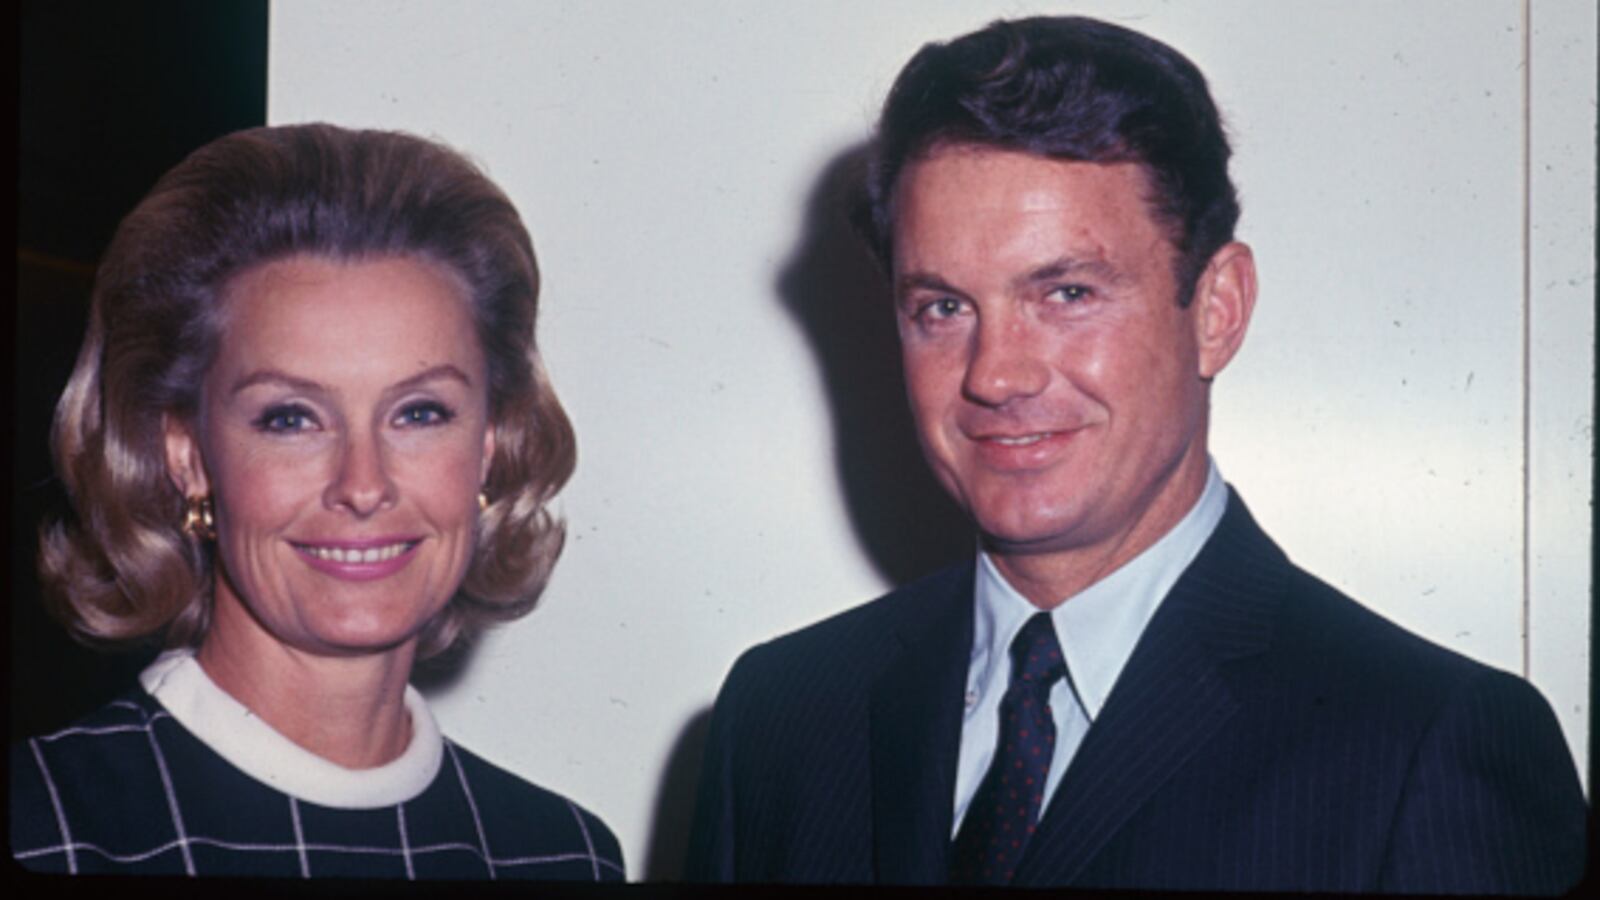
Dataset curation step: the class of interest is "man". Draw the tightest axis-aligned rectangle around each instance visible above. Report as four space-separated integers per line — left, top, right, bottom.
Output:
686 16 1586 892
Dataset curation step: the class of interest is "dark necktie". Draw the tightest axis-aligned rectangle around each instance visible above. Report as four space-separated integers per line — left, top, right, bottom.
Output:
949 612 1067 885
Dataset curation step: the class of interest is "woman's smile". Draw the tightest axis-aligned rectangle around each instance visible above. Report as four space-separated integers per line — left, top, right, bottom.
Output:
292 538 424 580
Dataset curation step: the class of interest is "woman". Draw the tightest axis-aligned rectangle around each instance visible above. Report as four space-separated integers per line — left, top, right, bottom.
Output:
10 123 623 880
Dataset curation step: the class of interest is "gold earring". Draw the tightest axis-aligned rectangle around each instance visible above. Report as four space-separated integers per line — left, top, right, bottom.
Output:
181 495 216 541
477 491 489 511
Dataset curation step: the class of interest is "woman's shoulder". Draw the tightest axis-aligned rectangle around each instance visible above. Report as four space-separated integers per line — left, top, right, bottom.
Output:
11 687 169 783
433 738 626 881
18 686 162 736
10 687 178 873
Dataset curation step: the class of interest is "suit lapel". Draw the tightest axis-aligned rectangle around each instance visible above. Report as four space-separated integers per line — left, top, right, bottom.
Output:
868 563 974 885
1013 490 1285 886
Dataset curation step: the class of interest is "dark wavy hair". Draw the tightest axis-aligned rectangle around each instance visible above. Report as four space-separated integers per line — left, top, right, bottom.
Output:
41 123 577 658
863 16 1240 303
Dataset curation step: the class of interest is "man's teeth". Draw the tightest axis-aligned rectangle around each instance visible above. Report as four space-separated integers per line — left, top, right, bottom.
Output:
301 543 411 564
992 434 1048 446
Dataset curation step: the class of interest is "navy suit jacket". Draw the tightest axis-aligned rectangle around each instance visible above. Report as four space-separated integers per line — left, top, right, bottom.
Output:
685 491 1587 892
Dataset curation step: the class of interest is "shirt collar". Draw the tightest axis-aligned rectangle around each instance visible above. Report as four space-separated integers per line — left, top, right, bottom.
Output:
140 648 444 809
972 460 1228 719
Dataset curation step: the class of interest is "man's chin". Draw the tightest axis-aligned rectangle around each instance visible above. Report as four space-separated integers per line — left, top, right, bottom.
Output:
975 519 1092 558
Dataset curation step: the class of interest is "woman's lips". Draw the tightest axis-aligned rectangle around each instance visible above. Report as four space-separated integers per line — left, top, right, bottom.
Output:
291 538 422 581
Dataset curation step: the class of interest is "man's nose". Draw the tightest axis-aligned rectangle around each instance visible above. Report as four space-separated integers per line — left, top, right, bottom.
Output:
323 430 398 516
961 314 1050 407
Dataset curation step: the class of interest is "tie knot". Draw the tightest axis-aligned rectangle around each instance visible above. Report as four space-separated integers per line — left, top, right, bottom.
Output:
1009 612 1065 687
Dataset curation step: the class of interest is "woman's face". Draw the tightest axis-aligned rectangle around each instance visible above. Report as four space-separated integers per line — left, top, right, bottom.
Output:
165 254 494 662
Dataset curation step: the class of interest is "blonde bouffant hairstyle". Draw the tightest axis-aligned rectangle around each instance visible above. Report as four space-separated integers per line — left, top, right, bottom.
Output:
40 122 576 659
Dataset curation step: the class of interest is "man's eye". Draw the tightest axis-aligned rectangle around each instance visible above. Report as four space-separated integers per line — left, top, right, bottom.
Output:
1046 285 1092 303
254 405 316 433
922 296 966 319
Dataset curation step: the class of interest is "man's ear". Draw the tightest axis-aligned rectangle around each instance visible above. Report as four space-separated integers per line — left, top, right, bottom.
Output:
1191 241 1257 380
163 413 210 498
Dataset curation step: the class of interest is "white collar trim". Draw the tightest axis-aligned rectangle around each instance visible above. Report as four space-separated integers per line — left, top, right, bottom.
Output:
140 649 443 809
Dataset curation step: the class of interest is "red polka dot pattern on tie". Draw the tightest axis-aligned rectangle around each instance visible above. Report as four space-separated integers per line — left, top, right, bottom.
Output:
949 612 1067 885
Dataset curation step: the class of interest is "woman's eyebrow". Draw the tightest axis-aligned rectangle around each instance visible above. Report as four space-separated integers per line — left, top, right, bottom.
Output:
228 364 472 398
389 364 474 392
229 369 324 397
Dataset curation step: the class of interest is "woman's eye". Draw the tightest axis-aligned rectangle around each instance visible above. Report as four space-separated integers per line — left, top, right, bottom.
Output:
254 405 316 433
396 402 454 427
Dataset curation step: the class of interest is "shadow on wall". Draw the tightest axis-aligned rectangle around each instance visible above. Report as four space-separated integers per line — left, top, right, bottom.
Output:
640 144 974 880
642 708 712 879
777 143 972 586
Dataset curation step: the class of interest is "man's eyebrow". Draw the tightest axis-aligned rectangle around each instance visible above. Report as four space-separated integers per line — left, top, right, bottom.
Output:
896 258 1124 299
229 364 474 397
1018 256 1122 287
895 271 965 297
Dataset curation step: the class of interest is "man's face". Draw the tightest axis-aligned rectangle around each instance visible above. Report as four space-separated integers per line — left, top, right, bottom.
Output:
892 145 1228 568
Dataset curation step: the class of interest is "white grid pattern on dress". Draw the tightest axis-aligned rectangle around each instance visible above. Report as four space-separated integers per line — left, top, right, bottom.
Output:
445 740 495 879
15 837 186 865
498 851 624 872
565 797 600 880
15 694 625 880
397 802 415 879
289 796 310 877
15 834 508 865
22 740 74 873
39 723 152 739
140 703 196 874
14 815 624 873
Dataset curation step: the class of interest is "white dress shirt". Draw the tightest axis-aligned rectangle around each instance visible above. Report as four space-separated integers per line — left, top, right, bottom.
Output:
951 461 1228 835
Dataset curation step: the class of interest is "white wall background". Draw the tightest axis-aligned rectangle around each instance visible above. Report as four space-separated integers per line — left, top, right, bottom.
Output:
269 0 1595 878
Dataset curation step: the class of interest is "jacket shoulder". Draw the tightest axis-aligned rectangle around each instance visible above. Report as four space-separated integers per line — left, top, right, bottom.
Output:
1275 570 1590 893
1273 565 1510 697
686 563 971 882
724 561 970 692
